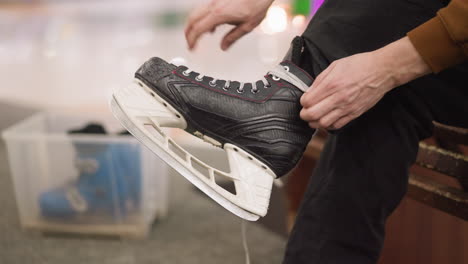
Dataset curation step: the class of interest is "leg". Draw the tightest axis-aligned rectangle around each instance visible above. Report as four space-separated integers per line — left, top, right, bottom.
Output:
283 70 467 263
283 94 430 263
283 0 468 262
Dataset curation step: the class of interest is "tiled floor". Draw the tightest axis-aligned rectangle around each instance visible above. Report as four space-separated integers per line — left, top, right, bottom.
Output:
0 139 286 264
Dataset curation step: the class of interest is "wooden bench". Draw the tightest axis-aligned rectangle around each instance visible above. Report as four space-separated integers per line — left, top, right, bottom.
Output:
409 122 468 221
285 122 468 226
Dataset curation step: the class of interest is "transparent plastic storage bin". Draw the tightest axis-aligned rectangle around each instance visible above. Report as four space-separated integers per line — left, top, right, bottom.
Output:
2 112 169 239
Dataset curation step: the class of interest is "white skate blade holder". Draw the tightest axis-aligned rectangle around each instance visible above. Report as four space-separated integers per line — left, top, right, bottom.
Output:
111 80 276 221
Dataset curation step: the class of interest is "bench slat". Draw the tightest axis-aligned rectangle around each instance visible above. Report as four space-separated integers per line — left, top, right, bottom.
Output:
416 142 468 185
408 174 468 221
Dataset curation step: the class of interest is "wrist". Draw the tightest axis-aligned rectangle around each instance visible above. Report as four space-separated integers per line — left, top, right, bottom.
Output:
375 36 431 87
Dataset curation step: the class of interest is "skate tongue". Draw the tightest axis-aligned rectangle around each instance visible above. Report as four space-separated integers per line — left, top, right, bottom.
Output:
268 61 314 93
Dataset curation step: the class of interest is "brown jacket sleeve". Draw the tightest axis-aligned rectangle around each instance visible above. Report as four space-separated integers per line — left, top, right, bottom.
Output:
407 0 468 73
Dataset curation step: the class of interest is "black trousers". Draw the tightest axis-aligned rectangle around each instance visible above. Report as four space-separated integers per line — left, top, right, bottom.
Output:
283 0 468 263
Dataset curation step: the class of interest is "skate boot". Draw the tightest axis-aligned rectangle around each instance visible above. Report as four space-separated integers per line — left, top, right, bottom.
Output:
39 124 141 220
111 52 314 221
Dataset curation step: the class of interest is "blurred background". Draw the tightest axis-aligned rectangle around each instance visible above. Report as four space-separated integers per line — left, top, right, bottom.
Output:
0 0 312 115
0 1 467 264
0 1 313 264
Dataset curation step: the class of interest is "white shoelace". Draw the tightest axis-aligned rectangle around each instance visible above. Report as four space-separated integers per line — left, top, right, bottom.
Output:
182 66 289 94
241 219 251 264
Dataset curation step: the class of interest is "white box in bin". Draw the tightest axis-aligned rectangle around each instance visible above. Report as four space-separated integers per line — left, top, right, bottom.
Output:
2 112 169 238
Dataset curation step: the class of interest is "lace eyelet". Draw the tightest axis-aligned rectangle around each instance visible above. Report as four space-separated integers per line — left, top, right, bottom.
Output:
264 84 271 89
272 76 280 81
251 89 259 94
223 86 229 91
209 81 217 87
195 76 203 81
283 65 290 72
182 71 190 76
236 88 244 94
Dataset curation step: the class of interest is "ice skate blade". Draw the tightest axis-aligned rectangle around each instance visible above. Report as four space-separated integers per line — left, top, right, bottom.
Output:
111 81 276 221
111 98 261 221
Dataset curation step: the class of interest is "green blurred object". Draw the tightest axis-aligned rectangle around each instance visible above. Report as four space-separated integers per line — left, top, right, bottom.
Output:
154 10 187 28
292 0 311 16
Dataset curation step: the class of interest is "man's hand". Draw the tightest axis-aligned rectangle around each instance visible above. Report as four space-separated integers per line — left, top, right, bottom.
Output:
300 37 431 130
185 0 274 51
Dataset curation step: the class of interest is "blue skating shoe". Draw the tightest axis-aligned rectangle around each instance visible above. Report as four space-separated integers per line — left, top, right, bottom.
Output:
39 124 141 221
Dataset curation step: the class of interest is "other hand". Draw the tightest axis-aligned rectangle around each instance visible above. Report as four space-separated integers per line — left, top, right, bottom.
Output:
185 0 274 51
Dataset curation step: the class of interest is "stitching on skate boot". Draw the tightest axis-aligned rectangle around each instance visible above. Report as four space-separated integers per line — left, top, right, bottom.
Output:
135 76 287 172
172 71 283 103
133 57 314 176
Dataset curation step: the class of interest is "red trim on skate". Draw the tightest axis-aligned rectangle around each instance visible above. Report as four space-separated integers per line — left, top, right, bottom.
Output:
173 71 283 103
282 60 315 82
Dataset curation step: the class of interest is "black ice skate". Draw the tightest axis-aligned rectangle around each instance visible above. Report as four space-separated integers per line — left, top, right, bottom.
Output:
111 56 314 221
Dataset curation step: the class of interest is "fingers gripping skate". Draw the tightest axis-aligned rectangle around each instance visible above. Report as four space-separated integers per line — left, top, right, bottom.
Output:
111 80 275 220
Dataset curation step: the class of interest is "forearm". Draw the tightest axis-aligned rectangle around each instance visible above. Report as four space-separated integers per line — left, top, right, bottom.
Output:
374 36 431 88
